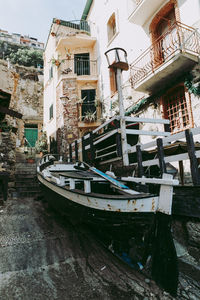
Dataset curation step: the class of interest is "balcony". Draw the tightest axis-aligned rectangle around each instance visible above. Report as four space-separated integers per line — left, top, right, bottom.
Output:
55 20 96 50
130 22 200 93
128 0 164 26
77 102 101 129
58 58 98 82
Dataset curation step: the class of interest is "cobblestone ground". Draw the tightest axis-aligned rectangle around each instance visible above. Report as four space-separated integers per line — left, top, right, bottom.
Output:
0 197 199 300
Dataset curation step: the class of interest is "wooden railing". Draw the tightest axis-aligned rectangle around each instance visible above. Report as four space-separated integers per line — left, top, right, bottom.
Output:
66 116 170 166
130 22 200 87
128 127 200 185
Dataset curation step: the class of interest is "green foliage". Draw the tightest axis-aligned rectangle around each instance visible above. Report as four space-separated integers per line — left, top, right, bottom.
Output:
0 40 43 68
35 131 48 153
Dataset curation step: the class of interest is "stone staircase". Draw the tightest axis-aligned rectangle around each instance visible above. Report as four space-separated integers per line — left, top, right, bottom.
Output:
14 148 41 199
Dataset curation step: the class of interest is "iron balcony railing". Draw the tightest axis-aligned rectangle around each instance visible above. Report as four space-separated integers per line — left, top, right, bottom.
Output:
54 19 90 34
130 22 200 87
77 101 101 123
58 59 98 78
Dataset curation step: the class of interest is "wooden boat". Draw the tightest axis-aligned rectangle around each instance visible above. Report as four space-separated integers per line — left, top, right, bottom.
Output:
37 154 179 296
37 154 178 227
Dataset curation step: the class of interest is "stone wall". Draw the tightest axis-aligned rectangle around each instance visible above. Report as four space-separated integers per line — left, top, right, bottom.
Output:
0 131 16 178
0 59 43 144
56 78 79 155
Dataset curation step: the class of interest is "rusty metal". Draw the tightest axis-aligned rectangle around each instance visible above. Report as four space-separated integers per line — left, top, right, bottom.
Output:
130 22 200 87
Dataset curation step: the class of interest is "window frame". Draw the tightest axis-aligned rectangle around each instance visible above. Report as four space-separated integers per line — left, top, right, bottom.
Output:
107 12 118 44
162 84 194 134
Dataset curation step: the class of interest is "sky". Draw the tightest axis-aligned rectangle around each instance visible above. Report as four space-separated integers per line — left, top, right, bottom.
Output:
0 0 86 45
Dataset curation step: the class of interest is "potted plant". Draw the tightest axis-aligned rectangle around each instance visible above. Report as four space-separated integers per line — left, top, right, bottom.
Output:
50 55 64 67
83 110 97 123
65 48 72 60
26 154 35 163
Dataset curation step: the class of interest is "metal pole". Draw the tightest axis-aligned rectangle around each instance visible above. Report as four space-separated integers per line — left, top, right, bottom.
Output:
116 68 129 166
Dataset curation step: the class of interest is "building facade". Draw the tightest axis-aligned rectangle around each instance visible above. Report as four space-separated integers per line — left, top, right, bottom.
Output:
0 29 44 50
43 18 101 154
82 0 200 140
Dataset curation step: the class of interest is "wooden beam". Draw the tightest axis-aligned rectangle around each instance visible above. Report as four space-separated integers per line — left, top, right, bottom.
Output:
126 129 170 136
136 144 144 177
157 138 167 175
185 129 200 186
75 140 78 162
0 105 22 119
125 116 170 124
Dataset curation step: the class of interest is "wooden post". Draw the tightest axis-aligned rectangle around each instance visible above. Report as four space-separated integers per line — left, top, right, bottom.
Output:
136 144 144 178
116 132 122 157
69 143 72 162
82 136 85 162
75 140 78 162
116 68 129 166
157 138 166 175
185 129 200 185
179 160 184 186
89 132 95 163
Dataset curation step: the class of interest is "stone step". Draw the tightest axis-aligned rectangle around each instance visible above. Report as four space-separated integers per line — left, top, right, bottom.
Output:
15 170 37 176
15 190 41 198
15 183 39 189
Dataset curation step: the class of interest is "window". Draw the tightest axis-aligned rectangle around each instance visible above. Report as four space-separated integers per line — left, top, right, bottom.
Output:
150 2 178 69
74 53 90 75
107 13 117 43
49 104 53 120
162 85 193 133
81 89 96 120
109 67 117 95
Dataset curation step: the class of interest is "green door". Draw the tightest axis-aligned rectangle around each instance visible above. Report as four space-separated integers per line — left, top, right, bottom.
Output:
24 128 38 147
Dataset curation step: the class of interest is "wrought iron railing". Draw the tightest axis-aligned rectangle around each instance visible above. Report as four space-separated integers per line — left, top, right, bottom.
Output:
77 101 101 123
58 59 97 78
130 22 200 87
54 19 90 33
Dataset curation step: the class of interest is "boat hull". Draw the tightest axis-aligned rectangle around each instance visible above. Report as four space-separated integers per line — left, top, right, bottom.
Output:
38 173 156 227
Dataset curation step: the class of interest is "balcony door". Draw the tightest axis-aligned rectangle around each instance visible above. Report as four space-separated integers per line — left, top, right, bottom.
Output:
151 3 177 68
74 53 90 75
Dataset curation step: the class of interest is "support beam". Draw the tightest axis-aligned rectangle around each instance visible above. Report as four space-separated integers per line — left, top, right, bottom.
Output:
185 129 200 185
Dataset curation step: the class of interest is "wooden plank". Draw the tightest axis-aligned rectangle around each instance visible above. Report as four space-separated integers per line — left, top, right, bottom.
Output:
130 152 188 168
157 138 166 175
121 175 179 186
136 145 144 177
75 140 78 161
96 150 117 159
125 116 170 124
82 136 86 162
93 116 119 134
179 161 184 185
90 132 95 163
93 129 118 145
0 105 22 119
185 129 200 185
96 143 116 153
69 144 72 162
99 156 122 165
126 129 170 136
128 130 191 154
116 132 122 157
